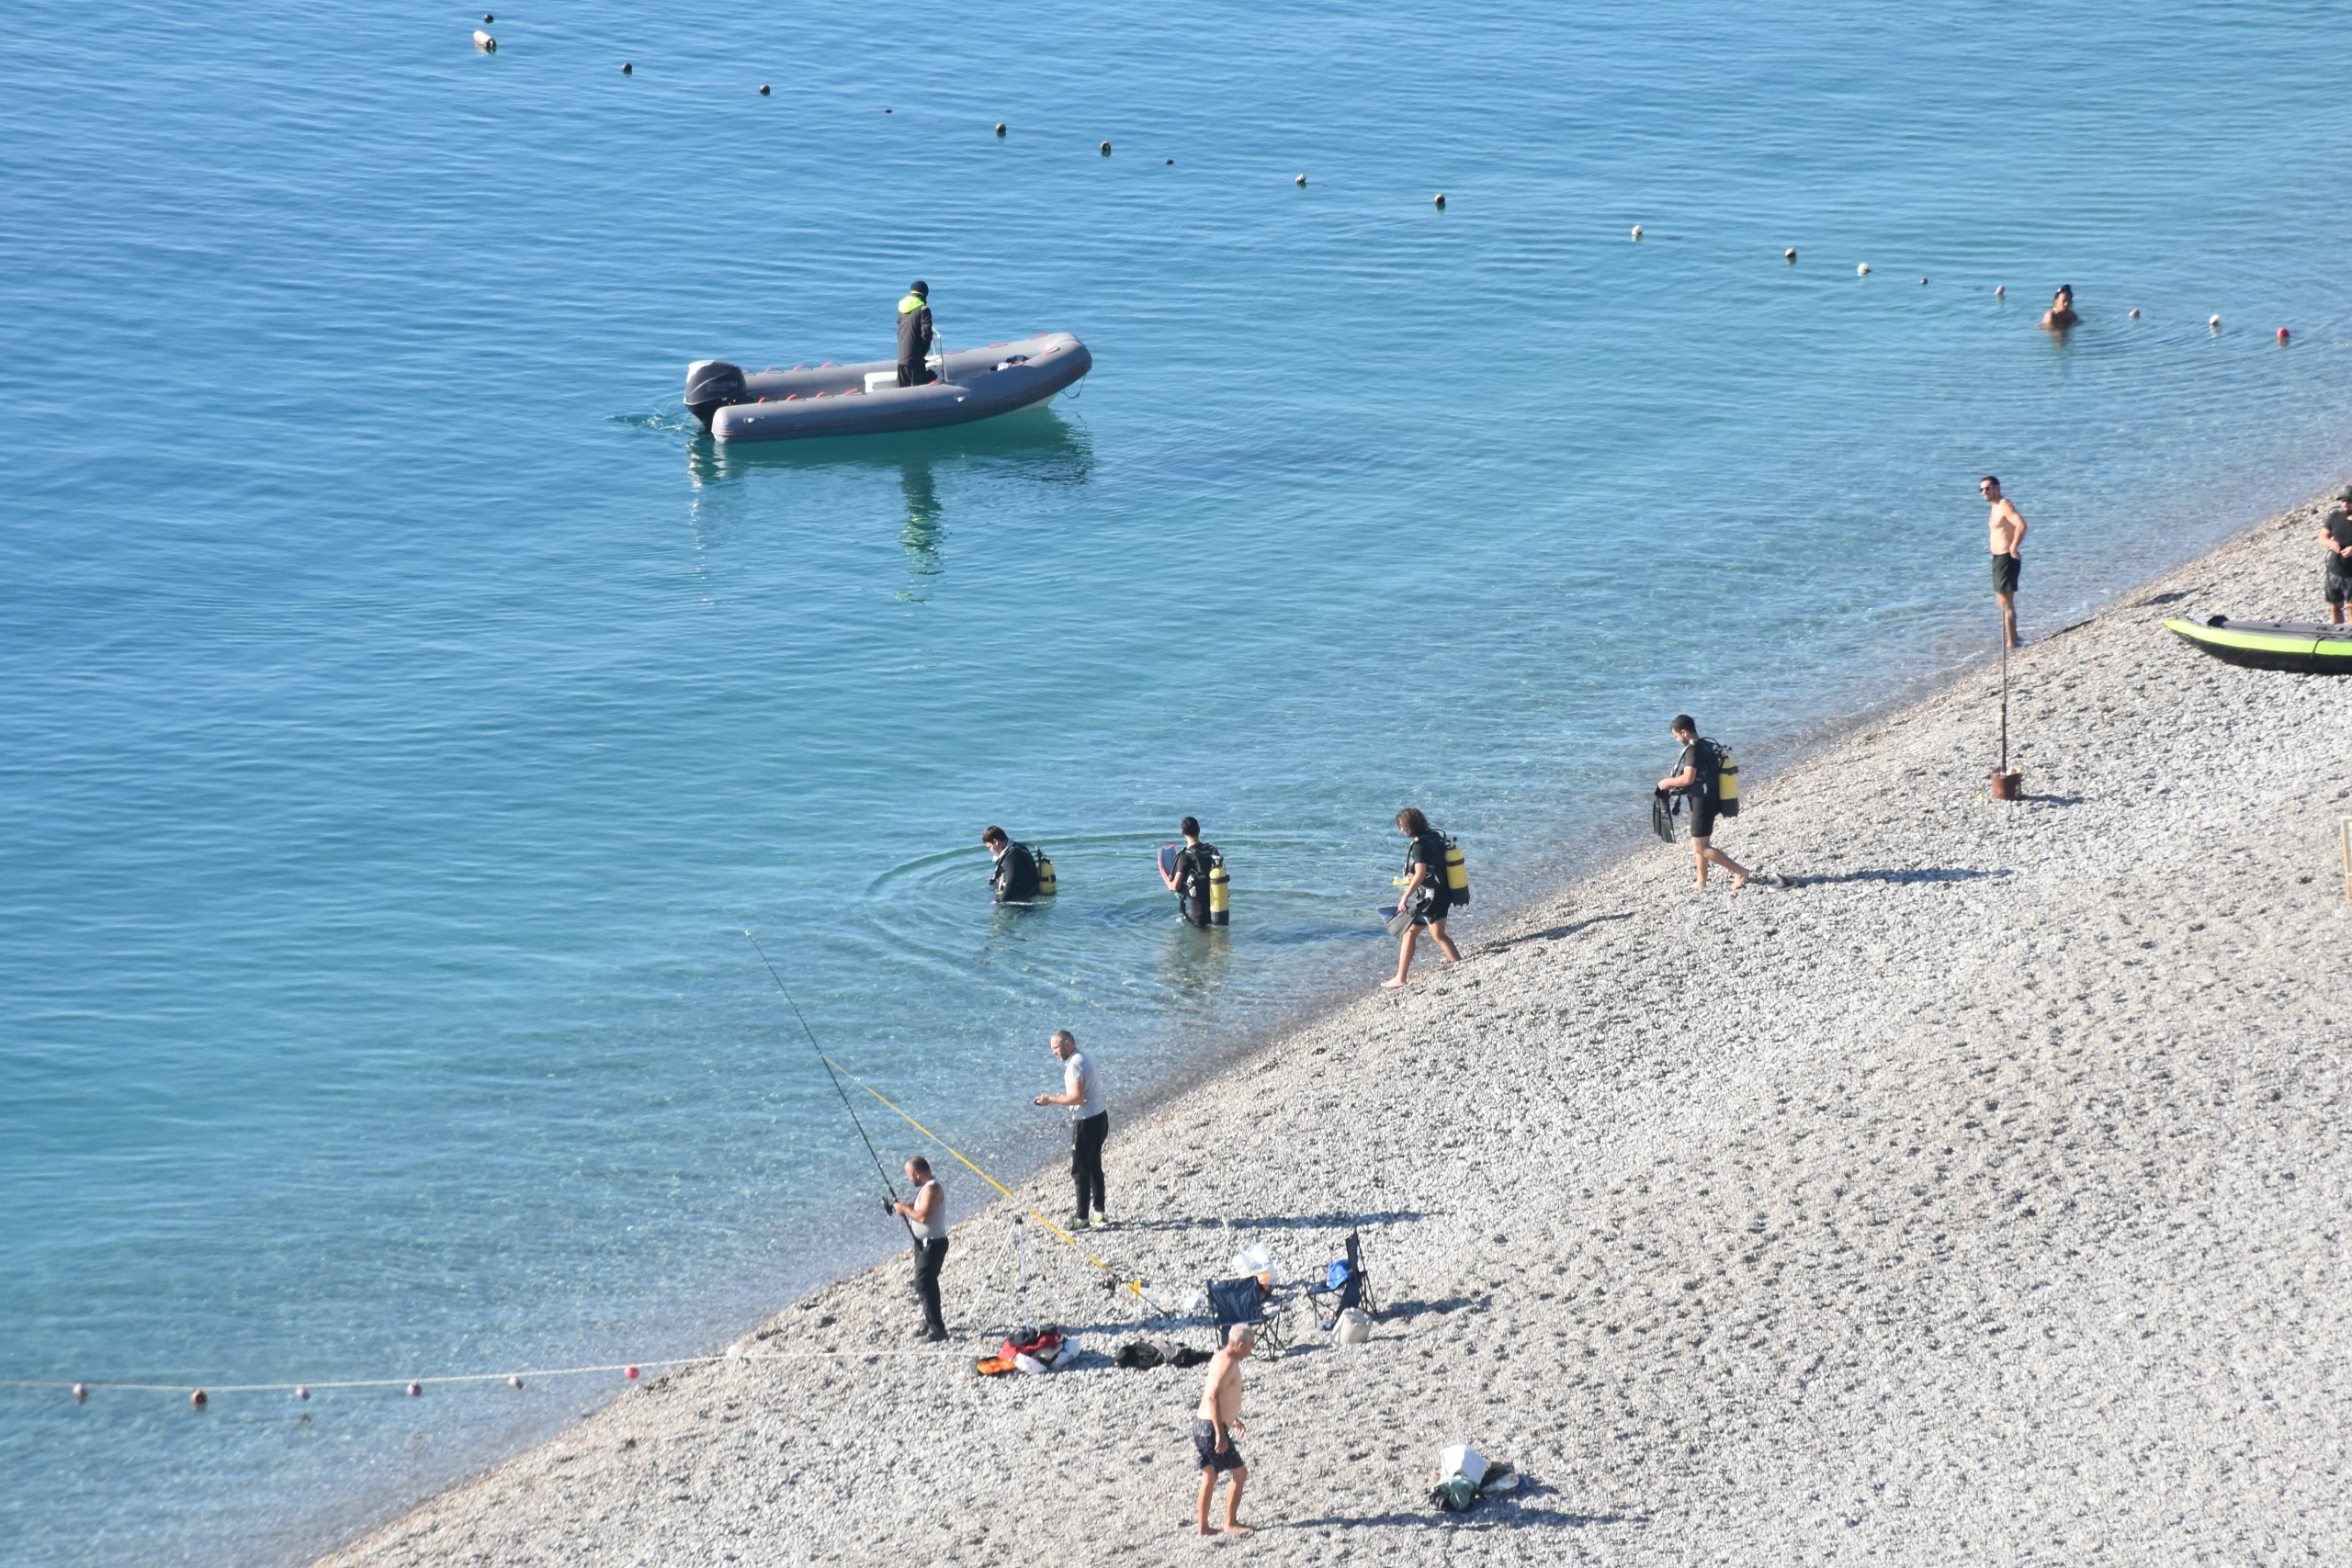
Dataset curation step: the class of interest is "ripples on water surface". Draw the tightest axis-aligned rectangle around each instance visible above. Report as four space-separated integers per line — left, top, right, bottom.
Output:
6 1 2352 1561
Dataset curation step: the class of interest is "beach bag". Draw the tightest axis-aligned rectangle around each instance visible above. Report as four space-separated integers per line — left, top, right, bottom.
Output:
1001 1327 1063 1364
1114 1339 1165 1370
974 1356 1017 1377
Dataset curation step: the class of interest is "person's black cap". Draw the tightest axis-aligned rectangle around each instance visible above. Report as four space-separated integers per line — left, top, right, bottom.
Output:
910 280 929 297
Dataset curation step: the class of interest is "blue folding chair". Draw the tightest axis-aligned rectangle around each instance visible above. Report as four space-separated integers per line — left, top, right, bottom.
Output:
1302 1230 1376 1330
1206 1274 1292 1356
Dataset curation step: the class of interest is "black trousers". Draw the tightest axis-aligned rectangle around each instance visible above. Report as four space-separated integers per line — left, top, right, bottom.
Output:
897 359 934 388
911 1237 948 1336
1071 1111 1109 1217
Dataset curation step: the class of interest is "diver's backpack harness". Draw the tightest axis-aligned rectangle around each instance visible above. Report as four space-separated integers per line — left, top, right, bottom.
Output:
1173 842 1227 928
1700 739 1740 818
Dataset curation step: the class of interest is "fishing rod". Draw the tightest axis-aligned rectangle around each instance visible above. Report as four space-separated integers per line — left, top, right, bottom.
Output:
743 931 918 1249
813 1050 1149 1305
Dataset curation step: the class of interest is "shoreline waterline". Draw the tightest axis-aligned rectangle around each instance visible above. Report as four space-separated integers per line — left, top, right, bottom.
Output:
311 488 2352 1566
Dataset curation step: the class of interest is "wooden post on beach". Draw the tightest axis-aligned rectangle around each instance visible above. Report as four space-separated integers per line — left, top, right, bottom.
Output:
1016 1216 1030 1338
2341 818 2351 908
1990 620 2023 799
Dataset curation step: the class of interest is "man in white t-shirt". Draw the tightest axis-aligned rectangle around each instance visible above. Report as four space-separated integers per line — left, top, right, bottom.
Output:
1033 1029 1108 1229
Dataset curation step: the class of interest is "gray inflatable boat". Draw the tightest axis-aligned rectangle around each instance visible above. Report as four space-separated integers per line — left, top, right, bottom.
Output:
684 332 1091 443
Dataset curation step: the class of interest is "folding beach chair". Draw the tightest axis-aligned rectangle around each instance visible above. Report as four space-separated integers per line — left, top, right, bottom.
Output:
1206 1274 1292 1357
1302 1230 1377 1329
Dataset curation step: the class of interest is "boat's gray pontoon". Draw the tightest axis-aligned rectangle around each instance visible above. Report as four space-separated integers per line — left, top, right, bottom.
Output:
684 332 1091 443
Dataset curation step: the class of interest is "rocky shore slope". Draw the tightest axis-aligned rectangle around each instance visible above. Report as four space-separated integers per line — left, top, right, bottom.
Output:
322 499 2352 1566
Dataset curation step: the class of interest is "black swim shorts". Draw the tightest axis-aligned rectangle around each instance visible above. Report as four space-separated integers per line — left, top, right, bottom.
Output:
2328 572 2351 605
1991 554 2021 594
1691 800 1722 840
1193 1418 1244 1472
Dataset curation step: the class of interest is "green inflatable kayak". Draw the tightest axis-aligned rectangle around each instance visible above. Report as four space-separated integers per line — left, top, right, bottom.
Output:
2165 615 2352 674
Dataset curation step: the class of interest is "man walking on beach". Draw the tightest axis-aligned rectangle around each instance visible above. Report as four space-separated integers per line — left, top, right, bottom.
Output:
1033 1030 1108 1228
1658 716 1748 890
2317 483 2352 625
1983 476 2029 648
1192 1323 1255 1537
888 1156 950 1341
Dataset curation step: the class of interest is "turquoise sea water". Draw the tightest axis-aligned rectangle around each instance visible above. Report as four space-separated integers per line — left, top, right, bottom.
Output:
7 2 2352 1561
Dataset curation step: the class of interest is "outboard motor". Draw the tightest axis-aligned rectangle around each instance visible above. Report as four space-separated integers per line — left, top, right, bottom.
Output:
683 360 749 430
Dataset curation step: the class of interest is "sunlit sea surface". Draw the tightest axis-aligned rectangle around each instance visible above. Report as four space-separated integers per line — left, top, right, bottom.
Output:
7 1 2352 1561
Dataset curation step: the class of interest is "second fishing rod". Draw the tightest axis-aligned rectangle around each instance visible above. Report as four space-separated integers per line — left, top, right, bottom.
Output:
743 931 1152 1304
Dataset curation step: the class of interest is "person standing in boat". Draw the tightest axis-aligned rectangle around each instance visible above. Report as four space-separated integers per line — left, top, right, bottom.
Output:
897 281 935 387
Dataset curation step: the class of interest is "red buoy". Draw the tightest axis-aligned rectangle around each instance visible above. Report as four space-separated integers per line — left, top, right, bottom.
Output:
190 1389 208 1408
2277 327 2290 342
625 1366 641 1380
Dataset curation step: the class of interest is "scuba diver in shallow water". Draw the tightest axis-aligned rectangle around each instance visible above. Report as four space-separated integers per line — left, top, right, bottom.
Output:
1161 818 1227 930
897 281 935 386
982 825 1042 903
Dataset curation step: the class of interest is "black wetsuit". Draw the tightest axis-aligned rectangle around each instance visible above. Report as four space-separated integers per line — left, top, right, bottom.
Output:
2325 506 2352 602
1404 830 1452 923
991 842 1040 902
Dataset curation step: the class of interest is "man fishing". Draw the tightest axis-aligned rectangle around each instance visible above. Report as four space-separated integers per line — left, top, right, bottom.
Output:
1032 1030 1108 1229
887 1156 950 1342
897 281 934 387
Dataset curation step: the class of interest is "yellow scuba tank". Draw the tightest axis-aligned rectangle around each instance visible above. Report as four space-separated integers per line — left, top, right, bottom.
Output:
1208 855 1229 926
1710 741 1740 818
1035 850 1057 897
1443 836 1470 906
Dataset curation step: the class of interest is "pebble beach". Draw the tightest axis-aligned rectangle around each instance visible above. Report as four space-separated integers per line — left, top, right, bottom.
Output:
318 499 2351 1566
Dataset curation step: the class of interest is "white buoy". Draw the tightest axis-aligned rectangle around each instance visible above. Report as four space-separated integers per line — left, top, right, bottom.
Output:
2129 308 2140 319
1783 247 1796 262
1432 193 1445 209
2210 314 2222 329
1630 224 1644 241
1295 174 1306 186
1857 263 1870 276
1995 284 2005 297
472 28 495 51
509 1373 526 1389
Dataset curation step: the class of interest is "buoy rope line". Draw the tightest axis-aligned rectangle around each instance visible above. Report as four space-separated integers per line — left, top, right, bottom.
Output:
6 1350 969 1400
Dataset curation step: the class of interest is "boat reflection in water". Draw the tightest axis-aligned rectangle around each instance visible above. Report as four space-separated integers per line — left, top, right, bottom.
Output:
684 406 1093 603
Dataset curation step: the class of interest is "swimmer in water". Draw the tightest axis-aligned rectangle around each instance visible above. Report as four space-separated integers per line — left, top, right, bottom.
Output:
2040 285 2077 332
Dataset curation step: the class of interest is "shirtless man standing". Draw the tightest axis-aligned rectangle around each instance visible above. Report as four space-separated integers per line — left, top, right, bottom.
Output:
1983 476 2028 648
1192 1325 1255 1536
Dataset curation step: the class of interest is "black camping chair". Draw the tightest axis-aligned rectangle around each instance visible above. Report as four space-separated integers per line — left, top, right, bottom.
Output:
1206 1274 1292 1357
1302 1230 1377 1329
